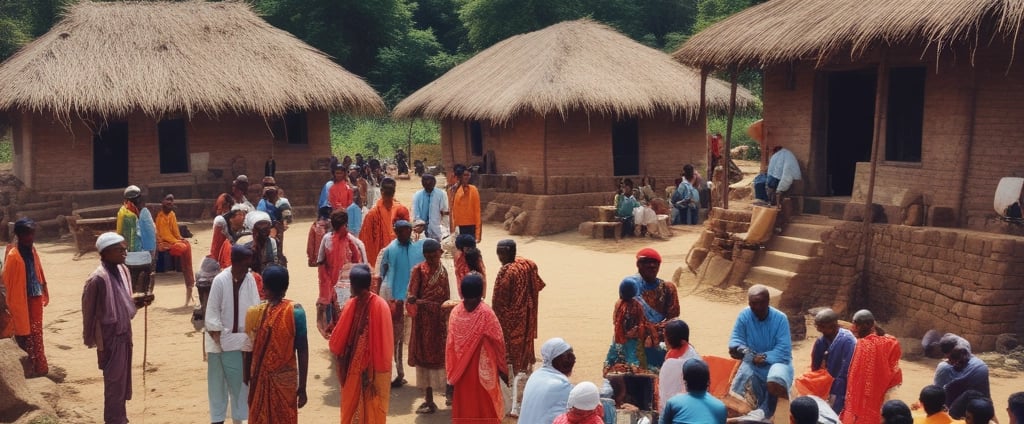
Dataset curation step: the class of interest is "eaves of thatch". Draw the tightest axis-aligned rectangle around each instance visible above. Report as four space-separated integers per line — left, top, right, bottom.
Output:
393 19 757 124
674 0 1024 70
0 1 385 120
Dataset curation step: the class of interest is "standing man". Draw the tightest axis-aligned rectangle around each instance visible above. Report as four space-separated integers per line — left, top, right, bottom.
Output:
800 308 856 414
205 245 261 424
82 232 153 424
365 159 384 208
411 174 450 241
839 310 902 424
116 185 145 252
315 209 367 338
727 285 793 422
155 194 197 306
244 266 308 424
2 218 49 377
624 248 680 369
360 177 410 268
377 220 425 388
519 338 576 423
406 239 450 414
329 264 393 423
493 239 546 400
216 175 253 216
451 165 481 242
446 274 508 423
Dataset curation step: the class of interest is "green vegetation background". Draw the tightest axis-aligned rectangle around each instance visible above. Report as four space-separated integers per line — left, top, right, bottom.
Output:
0 0 766 163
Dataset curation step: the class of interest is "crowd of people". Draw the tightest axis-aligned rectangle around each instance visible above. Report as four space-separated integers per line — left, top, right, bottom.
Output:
0 150 1018 424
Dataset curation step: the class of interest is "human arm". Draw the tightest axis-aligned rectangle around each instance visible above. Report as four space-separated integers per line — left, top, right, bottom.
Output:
81 275 102 348
765 312 793 365
471 186 481 241
728 311 750 360
205 277 225 347
777 152 802 193
294 305 309 408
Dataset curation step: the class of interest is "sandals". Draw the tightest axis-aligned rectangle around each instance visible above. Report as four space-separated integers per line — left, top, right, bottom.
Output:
390 377 407 388
415 402 437 414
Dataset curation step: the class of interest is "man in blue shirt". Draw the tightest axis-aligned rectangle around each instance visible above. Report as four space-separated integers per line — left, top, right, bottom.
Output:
378 220 425 387
661 359 726 424
807 308 855 414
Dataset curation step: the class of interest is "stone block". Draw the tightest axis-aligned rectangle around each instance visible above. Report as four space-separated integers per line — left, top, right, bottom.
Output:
578 221 594 237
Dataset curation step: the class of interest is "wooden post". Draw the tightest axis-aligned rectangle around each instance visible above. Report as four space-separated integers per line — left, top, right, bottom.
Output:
955 67 979 226
543 115 549 195
860 54 889 288
723 70 739 210
699 69 709 176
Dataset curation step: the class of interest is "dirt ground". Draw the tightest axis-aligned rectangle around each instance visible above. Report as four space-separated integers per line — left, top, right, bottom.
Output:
20 175 1022 424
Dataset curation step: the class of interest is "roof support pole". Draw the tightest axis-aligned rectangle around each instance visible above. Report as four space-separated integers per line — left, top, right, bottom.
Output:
723 70 739 210
543 115 549 195
955 67 979 226
699 69 709 177
859 53 889 292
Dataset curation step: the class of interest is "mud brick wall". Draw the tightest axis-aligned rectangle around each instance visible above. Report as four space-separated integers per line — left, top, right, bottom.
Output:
482 192 614 235
797 222 865 316
864 225 1024 351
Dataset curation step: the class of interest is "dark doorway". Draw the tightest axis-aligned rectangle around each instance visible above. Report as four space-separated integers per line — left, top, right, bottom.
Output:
469 121 483 157
158 119 189 173
612 118 639 176
826 70 876 196
93 122 129 189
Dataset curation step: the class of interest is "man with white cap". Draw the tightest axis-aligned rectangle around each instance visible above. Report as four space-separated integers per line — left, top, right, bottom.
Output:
82 232 153 424
518 337 577 422
553 382 605 424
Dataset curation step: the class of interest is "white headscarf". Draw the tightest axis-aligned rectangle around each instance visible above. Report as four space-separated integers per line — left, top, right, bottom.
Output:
245 211 271 231
567 382 600 411
96 232 125 252
540 337 572 367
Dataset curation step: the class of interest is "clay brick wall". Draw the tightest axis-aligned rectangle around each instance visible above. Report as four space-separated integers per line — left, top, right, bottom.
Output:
482 191 616 235
763 64 816 192
14 110 331 192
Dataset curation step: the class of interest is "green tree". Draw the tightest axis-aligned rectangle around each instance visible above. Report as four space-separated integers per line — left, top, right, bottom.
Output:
694 0 766 32
413 0 470 53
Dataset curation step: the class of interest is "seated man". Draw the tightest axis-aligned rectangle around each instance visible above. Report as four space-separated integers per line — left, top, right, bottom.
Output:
156 194 196 305
940 345 990 407
727 285 793 421
661 359 727 424
800 308 855 414
615 179 640 237
914 385 961 424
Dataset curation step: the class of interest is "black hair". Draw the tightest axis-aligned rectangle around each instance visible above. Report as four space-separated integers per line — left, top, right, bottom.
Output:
665 319 690 349
261 266 289 296
966 398 995 424
465 248 483 273
950 390 987 419
1008 392 1024 423
461 273 484 299
790 396 819 424
454 164 467 177
13 218 36 236
350 264 372 291
330 209 349 231
681 359 710 392
919 385 947 415
881 400 913 424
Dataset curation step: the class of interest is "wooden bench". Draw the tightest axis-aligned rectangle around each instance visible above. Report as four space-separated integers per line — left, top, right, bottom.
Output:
63 215 118 259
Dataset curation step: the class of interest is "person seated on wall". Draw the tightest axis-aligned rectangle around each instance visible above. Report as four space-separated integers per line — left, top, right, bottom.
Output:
614 179 640 238
671 178 700 225
766 145 802 206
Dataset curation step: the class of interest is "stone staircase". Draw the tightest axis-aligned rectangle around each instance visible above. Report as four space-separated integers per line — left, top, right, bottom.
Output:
744 214 840 293
5 197 72 239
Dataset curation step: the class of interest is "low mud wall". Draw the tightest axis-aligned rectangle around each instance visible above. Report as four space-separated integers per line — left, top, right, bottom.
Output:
483 192 615 236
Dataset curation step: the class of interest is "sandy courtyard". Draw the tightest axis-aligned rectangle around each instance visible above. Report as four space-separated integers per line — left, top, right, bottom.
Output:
18 177 1022 423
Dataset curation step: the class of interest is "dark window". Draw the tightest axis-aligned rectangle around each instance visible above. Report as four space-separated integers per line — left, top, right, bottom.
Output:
612 118 640 176
469 121 483 156
158 119 189 173
885 67 925 162
271 112 309 145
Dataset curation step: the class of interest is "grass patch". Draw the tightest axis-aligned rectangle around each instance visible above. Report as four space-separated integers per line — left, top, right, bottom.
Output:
707 113 762 161
330 115 439 162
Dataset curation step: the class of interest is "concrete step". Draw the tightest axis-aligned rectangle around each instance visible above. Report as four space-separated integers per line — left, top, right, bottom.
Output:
757 251 812 273
744 266 796 292
766 235 822 257
783 223 830 241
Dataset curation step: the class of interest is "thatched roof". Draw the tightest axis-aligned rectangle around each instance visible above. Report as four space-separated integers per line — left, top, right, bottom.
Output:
393 19 755 124
0 1 385 119
674 0 1024 70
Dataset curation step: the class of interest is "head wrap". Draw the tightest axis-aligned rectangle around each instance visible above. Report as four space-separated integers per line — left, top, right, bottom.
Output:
13 218 35 236
96 232 125 252
245 211 272 230
230 203 251 213
231 244 253 257
618 278 638 299
423 238 442 253
394 219 412 229
540 337 572 366
234 175 249 184
124 185 141 199
636 247 661 262
567 382 601 411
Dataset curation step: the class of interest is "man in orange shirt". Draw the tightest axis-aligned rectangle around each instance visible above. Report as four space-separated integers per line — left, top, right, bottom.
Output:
450 165 482 242
359 177 410 269
155 194 196 305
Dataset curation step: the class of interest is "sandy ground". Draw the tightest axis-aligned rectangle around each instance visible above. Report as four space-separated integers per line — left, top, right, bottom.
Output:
20 176 1022 424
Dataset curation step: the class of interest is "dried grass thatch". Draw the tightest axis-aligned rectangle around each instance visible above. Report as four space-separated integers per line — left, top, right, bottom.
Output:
393 19 756 124
674 0 1024 69
0 1 385 119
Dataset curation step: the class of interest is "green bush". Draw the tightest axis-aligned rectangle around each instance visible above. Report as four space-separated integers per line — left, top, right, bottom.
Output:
330 115 439 161
707 113 762 161
0 136 11 163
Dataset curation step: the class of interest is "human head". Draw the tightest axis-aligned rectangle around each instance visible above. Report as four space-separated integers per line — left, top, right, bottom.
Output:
341 155 352 169
96 232 127 265
618 278 638 301
330 209 349 234
881 400 914 424
422 238 442 264
460 273 484 309
814 308 840 339
683 164 695 179
261 266 289 300
664 319 690 349
541 337 575 376
13 217 36 246
790 396 819 424
496 239 516 264
349 264 372 297
161 193 175 210
381 177 396 199
394 220 412 244
464 248 483 272
230 244 253 271
421 173 436 192
124 185 143 207
919 385 947 415
262 185 278 201
950 390 988 420
1008 392 1024 424
852 309 876 338
940 334 968 356
456 233 477 251
567 382 601 413
748 285 770 320
454 164 468 184
233 175 249 193
622 178 633 190
227 204 249 228
949 345 971 372
635 248 662 283
682 358 710 393
369 159 382 176
965 398 995 424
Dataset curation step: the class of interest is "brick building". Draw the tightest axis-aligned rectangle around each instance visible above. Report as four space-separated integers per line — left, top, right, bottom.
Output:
0 1 383 192
676 0 1024 349
394 19 755 197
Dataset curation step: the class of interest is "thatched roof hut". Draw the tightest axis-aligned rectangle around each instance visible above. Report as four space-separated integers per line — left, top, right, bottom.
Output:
674 0 1024 69
393 19 755 123
0 1 385 119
